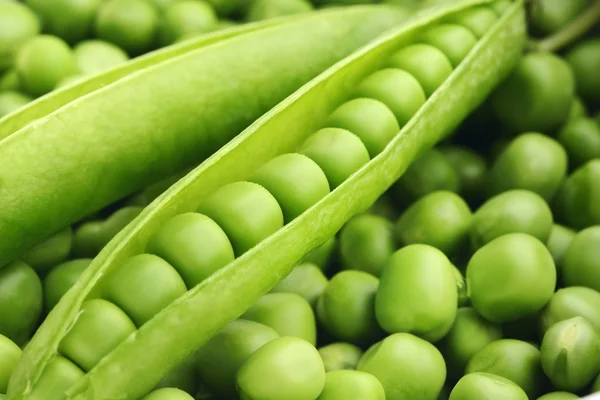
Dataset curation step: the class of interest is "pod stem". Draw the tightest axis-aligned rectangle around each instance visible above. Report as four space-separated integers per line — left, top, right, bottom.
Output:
528 0 600 53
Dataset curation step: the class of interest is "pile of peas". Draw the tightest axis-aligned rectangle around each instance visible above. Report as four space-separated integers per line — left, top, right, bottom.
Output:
1 0 600 399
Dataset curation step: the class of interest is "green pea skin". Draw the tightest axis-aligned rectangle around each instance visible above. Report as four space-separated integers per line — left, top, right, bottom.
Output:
449 372 528 400
95 0 159 55
385 44 453 97
566 39 600 106
358 333 446 400
355 68 426 127
236 336 326 400
44 258 92 313
326 98 399 157
142 388 194 400
242 293 316 345
146 212 235 288
318 342 363 372
0 261 42 345
155 356 198 395
197 181 284 256
540 286 600 335
467 233 556 323
21 227 72 274
568 97 587 120
541 316 600 391
25 356 84 400
271 263 328 308
195 319 279 399
317 270 381 345
537 392 579 400
470 190 553 250
562 226 600 292
0 2 40 72
246 0 313 22
339 214 394 277
489 0 511 15
558 117 600 168
0 69 20 91
300 128 370 189
439 146 486 205
546 224 576 270
102 254 187 326
554 159 600 229
528 0 589 36
317 370 385 400
158 1 218 46
0 90 33 118
73 40 129 75
444 6 498 39
487 133 567 201
0 334 21 394
302 237 336 272
249 153 330 223
420 24 477 68
491 52 575 133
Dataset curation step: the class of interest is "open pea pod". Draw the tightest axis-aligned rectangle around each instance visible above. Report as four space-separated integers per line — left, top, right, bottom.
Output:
9 0 526 399
0 5 410 268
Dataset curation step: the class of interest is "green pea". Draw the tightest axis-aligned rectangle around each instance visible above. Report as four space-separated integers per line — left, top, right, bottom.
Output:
554 159 600 229
158 1 218 46
249 153 330 223
355 68 426 127
566 39 600 106
386 44 453 97
246 0 313 21
103 254 187 326
318 342 363 372
489 0 511 15
44 258 92 313
0 334 21 394
73 40 129 75
0 69 20 91
195 319 279 399
445 6 498 39
568 97 587 120
15 35 79 96
439 146 487 205
317 270 381 344
420 24 477 67
300 128 370 189
558 117 600 168
339 214 394 277
236 336 326 400
546 224 576 269
537 392 580 400
541 316 600 391
466 339 547 398
155 356 198 395
488 133 567 201
0 90 33 118
271 263 328 308
449 372 528 400
467 233 556 323
25 356 84 400
21 227 72 273
197 181 284 256
491 52 575 133
376 244 457 342
302 237 336 272
317 370 385 400
540 286 600 335
147 212 235 288
326 98 399 157
562 226 600 292
529 0 589 36
142 388 194 400
0 261 42 345
59 299 136 371
25 0 102 44
453 267 469 307
95 0 159 55
395 191 472 257
357 333 446 400
0 1 40 72
470 190 553 250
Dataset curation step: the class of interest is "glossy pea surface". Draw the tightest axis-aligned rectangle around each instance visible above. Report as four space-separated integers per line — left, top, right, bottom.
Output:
557 117 600 168
0 91 33 118
246 0 313 22
555 159 600 229
21 227 73 273
440 146 486 205
420 24 477 67
0 334 21 394
73 40 129 75
562 226 600 292
566 39 600 106
317 370 385 400
142 388 195 400
0 1 40 72
540 286 600 335
318 342 363 372
44 259 92 313
25 356 84 400
158 0 217 45
449 372 528 400
445 6 498 38
537 393 579 400
546 225 576 270
271 263 328 307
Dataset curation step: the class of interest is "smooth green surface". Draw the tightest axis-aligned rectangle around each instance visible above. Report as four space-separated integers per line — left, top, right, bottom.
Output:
537 393 579 400
317 370 385 400
21 227 73 274
271 263 328 307
420 24 477 67
555 159 600 229
142 388 194 400
528 0 589 36
546 224 576 269
44 259 92 313
158 1 218 45
562 226 600 292
246 0 314 21
540 286 600 335
449 372 528 400
73 40 129 75
0 2 40 72
566 38 600 106
318 342 363 372
445 6 498 38
558 117 600 168
0 91 32 118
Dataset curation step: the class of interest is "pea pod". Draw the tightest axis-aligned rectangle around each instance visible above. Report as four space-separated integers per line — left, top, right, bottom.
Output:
9 1 526 399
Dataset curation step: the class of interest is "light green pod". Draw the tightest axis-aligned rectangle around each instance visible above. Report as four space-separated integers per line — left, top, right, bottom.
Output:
445 6 498 38
376 244 457 342
554 159 600 229
420 24 477 67
271 263 328 308
537 392 580 400
546 224 576 270
317 370 385 400
540 286 600 335
558 117 600 168
24 356 84 400
21 227 73 273
449 372 528 400
142 388 195 400
44 259 92 313
562 226 600 292
0 334 21 394
318 342 363 372
73 40 129 75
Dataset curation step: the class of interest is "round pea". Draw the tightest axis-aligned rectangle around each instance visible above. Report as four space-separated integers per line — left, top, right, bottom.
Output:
0 2 40 72
73 40 129 75
317 370 385 400
197 181 284 256
0 261 42 345
95 0 159 55
554 159 600 229
0 90 33 118
195 319 279 399
326 98 399 157
0 69 20 91
487 133 567 201
541 316 600 391
449 372 528 400
25 356 84 400
546 224 576 269
102 254 187 326
21 227 73 273
158 1 218 46
44 258 92 313
537 392 580 400
445 6 498 38
142 388 194 400
302 237 336 272
529 0 589 36
470 190 553 250
318 342 363 372
357 333 446 400
317 270 381 345
420 24 477 67
15 35 79 96
439 146 486 205
249 153 330 223
540 286 600 335
236 336 326 400
246 0 313 21
271 263 328 307
300 128 370 189
0 334 21 394
339 214 394 277
147 212 235 288
562 226 600 291
467 233 556 323
557 117 600 168
566 39 600 106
